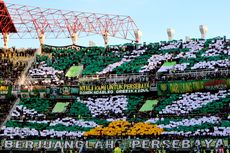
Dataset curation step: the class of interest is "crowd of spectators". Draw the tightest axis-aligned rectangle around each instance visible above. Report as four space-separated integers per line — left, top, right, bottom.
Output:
159 90 230 115
0 38 229 153
0 48 36 85
0 88 229 140
25 37 230 87
0 98 15 126
157 37 230 81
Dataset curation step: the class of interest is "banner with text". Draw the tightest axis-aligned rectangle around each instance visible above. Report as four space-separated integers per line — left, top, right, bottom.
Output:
80 82 150 95
0 86 11 95
157 78 230 95
1 139 228 150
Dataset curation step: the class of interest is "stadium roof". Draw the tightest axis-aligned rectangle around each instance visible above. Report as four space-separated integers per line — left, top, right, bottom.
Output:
0 1 139 41
0 1 17 33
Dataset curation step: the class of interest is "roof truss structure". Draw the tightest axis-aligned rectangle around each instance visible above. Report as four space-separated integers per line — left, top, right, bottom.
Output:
1 2 139 41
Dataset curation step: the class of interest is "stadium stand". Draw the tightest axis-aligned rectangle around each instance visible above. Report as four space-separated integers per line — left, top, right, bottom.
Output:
26 37 229 87
1 88 229 140
0 48 36 85
0 48 35 129
0 37 229 152
0 97 16 126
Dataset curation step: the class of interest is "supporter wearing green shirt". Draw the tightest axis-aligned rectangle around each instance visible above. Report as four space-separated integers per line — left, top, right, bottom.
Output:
114 142 122 153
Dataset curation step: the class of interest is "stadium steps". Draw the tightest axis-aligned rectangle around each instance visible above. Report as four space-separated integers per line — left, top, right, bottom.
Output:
0 98 20 129
17 47 40 86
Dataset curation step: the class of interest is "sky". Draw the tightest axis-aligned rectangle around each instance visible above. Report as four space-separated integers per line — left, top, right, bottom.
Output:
2 0 230 48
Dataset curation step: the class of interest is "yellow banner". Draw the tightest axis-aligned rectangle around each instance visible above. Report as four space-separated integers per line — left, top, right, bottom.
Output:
0 86 8 94
80 82 150 94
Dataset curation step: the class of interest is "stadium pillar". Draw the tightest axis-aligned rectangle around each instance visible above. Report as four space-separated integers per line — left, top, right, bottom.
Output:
134 29 142 43
3 32 9 49
102 31 110 47
167 28 175 41
38 30 45 55
38 30 45 54
71 32 78 45
39 30 45 46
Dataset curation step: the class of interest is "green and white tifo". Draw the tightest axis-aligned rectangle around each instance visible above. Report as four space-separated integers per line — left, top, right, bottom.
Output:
0 36 230 152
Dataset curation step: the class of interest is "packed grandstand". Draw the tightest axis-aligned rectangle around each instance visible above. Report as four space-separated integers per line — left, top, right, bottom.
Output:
0 0 230 152
0 36 229 152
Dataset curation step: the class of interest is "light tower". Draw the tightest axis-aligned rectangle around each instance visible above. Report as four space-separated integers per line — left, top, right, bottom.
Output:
199 25 208 39
167 28 175 41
